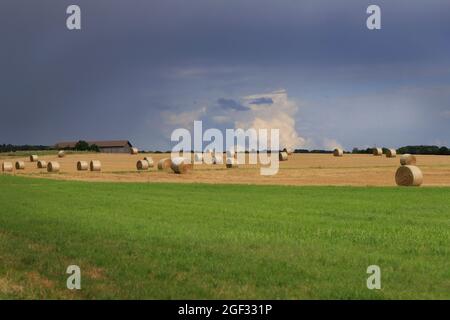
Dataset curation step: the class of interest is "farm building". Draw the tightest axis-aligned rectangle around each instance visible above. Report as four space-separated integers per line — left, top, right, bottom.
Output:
55 140 134 153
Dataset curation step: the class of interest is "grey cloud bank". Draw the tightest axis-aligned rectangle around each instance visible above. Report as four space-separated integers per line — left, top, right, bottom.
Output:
1 0 450 150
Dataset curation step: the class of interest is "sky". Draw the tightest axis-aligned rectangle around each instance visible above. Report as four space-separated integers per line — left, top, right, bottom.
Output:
1 0 450 151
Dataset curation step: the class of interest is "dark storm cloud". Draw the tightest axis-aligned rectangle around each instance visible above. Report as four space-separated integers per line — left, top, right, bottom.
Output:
217 98 249 111
0 0 450 149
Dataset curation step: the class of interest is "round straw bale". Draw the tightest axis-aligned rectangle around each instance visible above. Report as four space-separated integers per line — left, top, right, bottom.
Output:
90 160 101 172
194 153 203 163
2 162 13 172
136 159 149 170
157 158 172 170
30 155 38 162
395 165 423 186
386 149 397 158
279 151 288 161
203 151 214 164
130 147 139 155
226 158 238 168
373 148 383 156
58 150 65 158
77 161 89 171
15 161 25 170
143 157 154 167
170 157 191 174
37 160 47 169
212 155 222 164
47 161 60 173
226 150 236 159
400 154 416 165
333 148 343 157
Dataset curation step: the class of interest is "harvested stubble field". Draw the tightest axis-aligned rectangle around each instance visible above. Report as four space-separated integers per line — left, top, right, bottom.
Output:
3 153 450 186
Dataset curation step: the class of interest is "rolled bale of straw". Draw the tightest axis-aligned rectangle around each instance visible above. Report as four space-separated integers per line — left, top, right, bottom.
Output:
130 147 139 155
279 151 288 161
400 154 416 166
386 149 397 158
15 161 25 170
47 161 60 173
77 161 89 171
226 149 236 159
395 165 423 187
170 157 191 174
373 148 383 156
90 160 101 172
136 159 149 171
2 162 13 172
333 148 343 157
58 150 65 158
37 160 47 169
143 157 154 167
157 158 172 170
30 155 38 162
194 153 203 163
212 155 223 165
226 158 238 168
203 151 214 164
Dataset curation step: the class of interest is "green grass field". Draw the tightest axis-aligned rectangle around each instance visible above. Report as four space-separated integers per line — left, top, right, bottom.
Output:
0 175 449 299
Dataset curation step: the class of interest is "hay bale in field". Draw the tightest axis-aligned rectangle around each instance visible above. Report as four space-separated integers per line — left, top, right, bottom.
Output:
226 158 238 168
194 153 203 163
333 148 343 157
30 155 38 162
136 159 149 171
373 148 383 156
395 165 423 186
386 149 397 158
58 150 65 158
282 147 294 155
90 160 101 172
37 160 47 169
130 147 139 155
400 154 416 165
15 161 25 170
226 149 236 159
279 151 288 161
157 158 172 170
2 162 13 172
47 161 60 173
203 150 214 164
170 157 191 174
143 157 154 167
77 161 89 171
212 155 222 165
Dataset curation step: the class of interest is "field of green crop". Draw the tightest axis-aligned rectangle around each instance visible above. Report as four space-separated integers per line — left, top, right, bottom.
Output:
0 175 449 299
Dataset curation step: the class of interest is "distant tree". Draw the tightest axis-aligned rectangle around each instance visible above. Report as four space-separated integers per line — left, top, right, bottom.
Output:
89 144 100 152
439 146 449 155
352 148 372 154
0 144 51 153
74 140 90 151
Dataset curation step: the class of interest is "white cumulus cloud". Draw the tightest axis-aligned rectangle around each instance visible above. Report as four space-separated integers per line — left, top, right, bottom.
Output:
234 89 306 150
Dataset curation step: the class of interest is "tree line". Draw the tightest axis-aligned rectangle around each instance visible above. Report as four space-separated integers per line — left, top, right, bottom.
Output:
2 143 450 155
0 141 100 153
